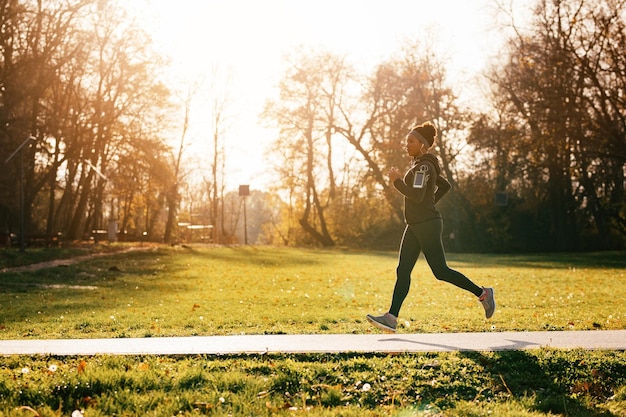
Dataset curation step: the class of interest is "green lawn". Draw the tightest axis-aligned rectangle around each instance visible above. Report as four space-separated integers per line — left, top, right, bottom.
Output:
1 246 624 338
0 245 625 416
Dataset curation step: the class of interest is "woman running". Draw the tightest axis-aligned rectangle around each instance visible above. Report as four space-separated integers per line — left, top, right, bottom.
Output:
367 122 496 333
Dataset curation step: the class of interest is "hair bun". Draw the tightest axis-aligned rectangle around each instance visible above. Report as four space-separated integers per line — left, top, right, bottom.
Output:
421 122 436 139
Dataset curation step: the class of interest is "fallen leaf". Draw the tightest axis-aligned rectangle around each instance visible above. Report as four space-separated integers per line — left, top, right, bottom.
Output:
17 406 40 416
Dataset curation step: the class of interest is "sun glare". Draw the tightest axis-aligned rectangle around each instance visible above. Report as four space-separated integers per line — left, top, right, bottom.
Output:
130 0 525 190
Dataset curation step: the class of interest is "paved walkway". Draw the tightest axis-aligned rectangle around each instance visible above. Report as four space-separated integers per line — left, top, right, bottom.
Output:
1 330 625 356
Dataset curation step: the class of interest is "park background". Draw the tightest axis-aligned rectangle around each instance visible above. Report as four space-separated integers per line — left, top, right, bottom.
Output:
0 0 624 253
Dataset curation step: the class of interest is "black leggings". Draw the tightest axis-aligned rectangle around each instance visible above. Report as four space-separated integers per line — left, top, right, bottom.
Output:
389 219 482 317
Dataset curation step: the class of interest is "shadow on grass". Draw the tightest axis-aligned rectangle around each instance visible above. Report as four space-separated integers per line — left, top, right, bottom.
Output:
1 248 167 285
0 247 90 269
379 336 543 351
0 246 336 332
464 350 623 417
0 248 188 331
447 251 626 270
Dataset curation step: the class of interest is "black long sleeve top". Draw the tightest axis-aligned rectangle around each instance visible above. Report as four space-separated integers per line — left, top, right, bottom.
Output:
392 153 451 225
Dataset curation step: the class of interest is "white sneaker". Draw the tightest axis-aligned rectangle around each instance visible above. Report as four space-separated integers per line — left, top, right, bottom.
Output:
366 312 397 333
479 287 496 319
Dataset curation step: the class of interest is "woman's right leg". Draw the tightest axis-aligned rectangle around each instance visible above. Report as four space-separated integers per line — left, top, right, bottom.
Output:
415 219 482 296
389 225 421 317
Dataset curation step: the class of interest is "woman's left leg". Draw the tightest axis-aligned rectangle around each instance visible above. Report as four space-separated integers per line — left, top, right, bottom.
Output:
389 225 421 316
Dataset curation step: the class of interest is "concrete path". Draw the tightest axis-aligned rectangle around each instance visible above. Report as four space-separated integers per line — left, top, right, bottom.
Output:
1 330 625 356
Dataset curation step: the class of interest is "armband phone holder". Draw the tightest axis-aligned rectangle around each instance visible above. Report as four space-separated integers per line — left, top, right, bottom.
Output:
413 172 425 188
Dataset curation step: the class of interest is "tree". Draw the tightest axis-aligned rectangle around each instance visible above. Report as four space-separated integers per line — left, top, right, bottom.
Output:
71 2 171 240
163 84 192 244
0 0 175 244
332 41 475 247
262 41 475 248
263 48 351 247
0 0 95 239
204 67 232 244
569 0 626 247
485 0 626 250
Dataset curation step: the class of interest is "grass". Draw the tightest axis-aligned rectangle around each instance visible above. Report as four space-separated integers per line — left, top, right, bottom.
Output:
0 245 625 416
1 350 625 416
1 246 624 338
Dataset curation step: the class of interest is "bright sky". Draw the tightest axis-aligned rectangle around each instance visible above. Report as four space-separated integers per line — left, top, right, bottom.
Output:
132 0 530 190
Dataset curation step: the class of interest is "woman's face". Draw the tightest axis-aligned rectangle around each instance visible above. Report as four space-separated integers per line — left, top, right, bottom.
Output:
405 134 425 157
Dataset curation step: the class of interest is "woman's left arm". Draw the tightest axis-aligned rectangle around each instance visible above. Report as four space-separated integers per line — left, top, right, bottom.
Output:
434 175 451 203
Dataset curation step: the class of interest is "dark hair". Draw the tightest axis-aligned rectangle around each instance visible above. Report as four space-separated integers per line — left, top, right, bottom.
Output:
410 122 437 147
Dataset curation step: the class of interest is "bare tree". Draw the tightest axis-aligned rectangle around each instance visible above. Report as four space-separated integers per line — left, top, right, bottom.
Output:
0 0 175 243
262 48 350 246
486 0 626 250
332 41 466 226
204 67 232 244
163 83 195 243
0 0 96 238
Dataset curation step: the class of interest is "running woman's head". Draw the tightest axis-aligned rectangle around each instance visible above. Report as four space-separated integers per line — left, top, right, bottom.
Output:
406 122 437 157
